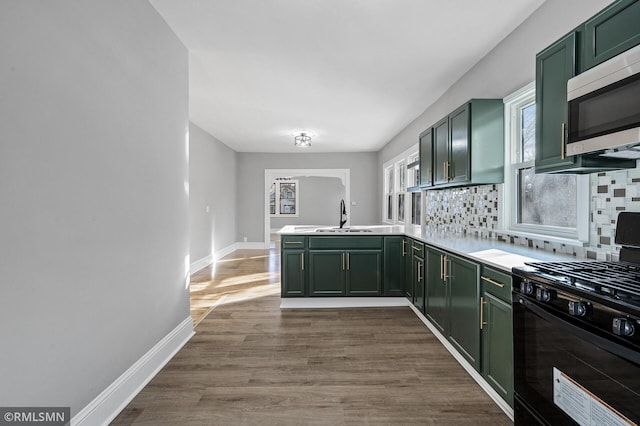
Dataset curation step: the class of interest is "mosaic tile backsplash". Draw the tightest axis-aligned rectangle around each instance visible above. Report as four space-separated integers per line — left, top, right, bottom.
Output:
423 166 640 261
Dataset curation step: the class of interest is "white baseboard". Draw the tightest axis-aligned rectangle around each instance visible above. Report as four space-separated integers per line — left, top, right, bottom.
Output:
190 243 241 273
280 297 411 309
407 304 514 421
190 255 213 273
72 317 194 426
236 241 269 250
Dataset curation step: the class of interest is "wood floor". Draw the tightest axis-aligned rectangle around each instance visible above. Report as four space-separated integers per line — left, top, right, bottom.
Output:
111 242 511 425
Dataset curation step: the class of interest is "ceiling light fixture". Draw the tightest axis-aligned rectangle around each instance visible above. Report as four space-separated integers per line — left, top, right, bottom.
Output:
293 131 312 148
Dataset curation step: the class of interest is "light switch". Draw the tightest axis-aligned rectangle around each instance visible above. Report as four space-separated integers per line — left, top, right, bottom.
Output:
206 205 210 213
351 201 357 206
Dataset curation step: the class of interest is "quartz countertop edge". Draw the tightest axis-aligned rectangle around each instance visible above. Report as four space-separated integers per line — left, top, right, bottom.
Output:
278 225 576 272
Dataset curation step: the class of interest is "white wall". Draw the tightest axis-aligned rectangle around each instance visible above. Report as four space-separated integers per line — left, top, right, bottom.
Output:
0 0 190 417
238 153 378 242
189 123 237 263
270 176 346 229
377 0 614 173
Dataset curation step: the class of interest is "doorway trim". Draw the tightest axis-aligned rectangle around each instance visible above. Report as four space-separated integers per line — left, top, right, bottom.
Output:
264 169 350 247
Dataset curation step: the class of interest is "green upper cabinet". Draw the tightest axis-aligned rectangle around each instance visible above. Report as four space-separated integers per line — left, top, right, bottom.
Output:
581 0 640 72
535 8 636 173
535 33 576 173
383 236 406 296
433 118 449 186
449 104 470 185
425 99 503 189
419 128 433 187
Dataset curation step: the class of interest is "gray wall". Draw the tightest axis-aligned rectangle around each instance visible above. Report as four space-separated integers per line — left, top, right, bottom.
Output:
0 1 190 416
189 123 238 261
377 0 613 178
270 176 346 229
238 152 378 242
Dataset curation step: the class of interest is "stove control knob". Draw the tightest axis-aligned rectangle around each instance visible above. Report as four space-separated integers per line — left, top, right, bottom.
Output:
568 301 590 317
520 281 535 295
613 318 636 337
536 288 555 302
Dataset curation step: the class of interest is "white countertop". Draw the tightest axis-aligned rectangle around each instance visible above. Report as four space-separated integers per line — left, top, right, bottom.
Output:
278 224 575 271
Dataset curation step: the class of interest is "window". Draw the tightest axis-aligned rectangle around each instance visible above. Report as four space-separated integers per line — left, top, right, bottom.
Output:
397 161 406 222
270 179 299 216
504 83 588 241
385 166 394 222
383 148 419 224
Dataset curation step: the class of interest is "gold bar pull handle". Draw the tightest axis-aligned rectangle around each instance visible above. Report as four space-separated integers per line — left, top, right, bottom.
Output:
481 276 505 288
440 255 444 280
480 297 488 330
402 239 407 256
347 252 350 270
443 256 450 280
561 122 566 160
342 252 345 270
301 253 305 271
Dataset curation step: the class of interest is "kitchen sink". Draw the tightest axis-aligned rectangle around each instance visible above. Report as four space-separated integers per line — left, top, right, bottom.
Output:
315 227 373 233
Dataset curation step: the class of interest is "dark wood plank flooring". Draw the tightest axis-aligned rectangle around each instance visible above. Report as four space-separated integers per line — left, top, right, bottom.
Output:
112 244 511 425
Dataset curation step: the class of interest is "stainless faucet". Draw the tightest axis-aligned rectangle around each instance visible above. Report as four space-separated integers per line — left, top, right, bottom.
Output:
339 199 347 228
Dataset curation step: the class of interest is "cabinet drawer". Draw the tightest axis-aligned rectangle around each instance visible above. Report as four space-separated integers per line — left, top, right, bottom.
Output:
480 267 512 302
281 235 307 249
411 240 425 259
308 236 383 250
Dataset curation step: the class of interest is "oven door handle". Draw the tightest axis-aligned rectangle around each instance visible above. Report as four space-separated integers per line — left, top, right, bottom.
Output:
519 297 640 366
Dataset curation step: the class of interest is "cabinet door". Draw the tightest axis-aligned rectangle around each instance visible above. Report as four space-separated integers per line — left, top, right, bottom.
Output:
282 249 306 297
412 254 425 312
449 104 470 184
433 118 449 185
405 239 414 300
346 250 382 296
309 250 345 296
425 247 447 332
383 237 405 296
419 128 433 187
535 32 577 173
582 0 640 72
447 254 480 371
482 291 513 407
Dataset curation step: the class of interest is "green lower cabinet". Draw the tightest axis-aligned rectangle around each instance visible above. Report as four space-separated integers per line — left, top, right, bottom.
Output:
346 251 382 295
309 250 346 296
308 249 381 296
383 237 406 296
412 253 425 312
405 239 414 300
425 246 447 333
447 254 481 371
281 249 306 297
481 291 513 406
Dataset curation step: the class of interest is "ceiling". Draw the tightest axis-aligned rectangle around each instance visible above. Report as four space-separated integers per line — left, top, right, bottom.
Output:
149 0 546 153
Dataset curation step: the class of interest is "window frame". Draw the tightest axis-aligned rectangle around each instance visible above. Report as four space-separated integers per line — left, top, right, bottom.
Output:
503 82 588 242
270 179 300 217
382 146 420 225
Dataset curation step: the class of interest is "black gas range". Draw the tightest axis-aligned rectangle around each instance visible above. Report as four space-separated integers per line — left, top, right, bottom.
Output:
512 212 640 425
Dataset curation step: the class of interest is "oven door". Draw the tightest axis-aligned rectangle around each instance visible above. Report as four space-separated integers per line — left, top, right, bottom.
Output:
513 293 640 425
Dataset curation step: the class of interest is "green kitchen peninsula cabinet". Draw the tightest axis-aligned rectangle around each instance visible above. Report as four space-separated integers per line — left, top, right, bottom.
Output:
281 236 307 297
429 99 504 189
308 236 382 296
581 0 640 72
535 26 635 173
480 267 513 407
404 238 414 300
383 236 407 296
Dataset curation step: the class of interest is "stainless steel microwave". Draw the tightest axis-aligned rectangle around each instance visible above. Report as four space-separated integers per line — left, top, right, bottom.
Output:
567 43 640 159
